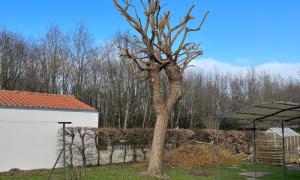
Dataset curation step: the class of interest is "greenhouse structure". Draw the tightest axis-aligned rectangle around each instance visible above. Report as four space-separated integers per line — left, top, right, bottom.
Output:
257 127 300 165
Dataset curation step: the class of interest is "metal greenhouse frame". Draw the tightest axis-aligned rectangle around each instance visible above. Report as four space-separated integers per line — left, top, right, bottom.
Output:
222 101 300 180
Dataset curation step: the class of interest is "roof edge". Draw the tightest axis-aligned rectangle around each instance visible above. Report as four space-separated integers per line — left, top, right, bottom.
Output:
0 90 76 97
0 105 98 113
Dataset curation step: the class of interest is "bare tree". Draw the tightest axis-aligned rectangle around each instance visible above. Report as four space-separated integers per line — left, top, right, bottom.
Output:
0 30 27 90
41 25 70 94
113 0 209 177
71 23 94 98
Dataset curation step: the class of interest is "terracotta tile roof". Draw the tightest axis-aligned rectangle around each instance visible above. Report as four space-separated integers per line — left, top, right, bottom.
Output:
0 90 95 111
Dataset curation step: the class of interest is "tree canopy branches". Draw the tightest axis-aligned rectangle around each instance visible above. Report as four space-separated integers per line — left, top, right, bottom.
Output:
113 0 209 76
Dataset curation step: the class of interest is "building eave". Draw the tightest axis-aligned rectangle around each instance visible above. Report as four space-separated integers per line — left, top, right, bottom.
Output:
0 105 98 113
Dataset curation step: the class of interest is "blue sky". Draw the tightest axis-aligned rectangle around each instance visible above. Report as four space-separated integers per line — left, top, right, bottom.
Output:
0 0 300 67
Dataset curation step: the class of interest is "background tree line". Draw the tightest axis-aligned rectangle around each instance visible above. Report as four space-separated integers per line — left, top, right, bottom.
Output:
1 24 300 129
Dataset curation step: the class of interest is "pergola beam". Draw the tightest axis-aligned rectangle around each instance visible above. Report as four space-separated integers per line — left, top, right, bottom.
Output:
254 106 300 121
237 112 300 119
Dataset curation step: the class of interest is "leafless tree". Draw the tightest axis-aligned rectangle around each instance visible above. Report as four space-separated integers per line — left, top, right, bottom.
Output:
0 30 27 90
71 23 94 98
113 0 209 176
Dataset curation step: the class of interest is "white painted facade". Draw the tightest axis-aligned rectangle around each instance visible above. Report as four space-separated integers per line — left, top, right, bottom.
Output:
0 107 98 172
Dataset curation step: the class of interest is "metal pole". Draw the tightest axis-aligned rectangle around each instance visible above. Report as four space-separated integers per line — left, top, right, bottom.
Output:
281 121 287 180
63 123 66 179
216 117 220 180
58 122 72 180
253 120 257 179
48 148 64 180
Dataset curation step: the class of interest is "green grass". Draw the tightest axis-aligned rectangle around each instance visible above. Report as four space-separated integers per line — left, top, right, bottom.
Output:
220 163 300 180
0 163 299 180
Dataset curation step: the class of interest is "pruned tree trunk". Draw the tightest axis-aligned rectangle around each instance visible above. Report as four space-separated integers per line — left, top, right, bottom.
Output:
96 148 101 166
78 129 87 167
123 144 127 163
109 146 114 164
94 134 101 166
132 144 137 162
69 135 75 167
145 62 182 176
141 146 147 160
113 0 208 177
146 110 170 176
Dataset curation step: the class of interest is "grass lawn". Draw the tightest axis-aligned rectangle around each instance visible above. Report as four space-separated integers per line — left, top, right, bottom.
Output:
0 163 299 180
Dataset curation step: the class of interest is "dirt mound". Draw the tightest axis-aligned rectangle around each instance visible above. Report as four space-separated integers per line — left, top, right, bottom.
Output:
163 143 240 169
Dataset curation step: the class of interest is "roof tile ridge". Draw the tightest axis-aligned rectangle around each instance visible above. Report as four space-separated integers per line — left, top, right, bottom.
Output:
0 90 75 97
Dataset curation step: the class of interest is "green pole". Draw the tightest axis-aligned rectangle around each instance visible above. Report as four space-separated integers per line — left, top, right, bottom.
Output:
63 123 66 179
48 148 63 180
58 122 72 180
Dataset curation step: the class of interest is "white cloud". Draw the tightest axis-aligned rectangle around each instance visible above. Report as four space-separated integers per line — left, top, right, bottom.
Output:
188 58 300 79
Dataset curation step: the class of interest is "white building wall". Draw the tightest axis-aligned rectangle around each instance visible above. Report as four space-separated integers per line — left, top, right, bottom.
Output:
0 108 98 172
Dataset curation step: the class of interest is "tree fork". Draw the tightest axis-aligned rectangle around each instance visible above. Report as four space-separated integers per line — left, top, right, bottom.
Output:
144 62 183 177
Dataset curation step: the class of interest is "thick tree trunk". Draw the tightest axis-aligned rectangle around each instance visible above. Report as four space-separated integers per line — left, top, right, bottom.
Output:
146 110 169 176
144 62 182 177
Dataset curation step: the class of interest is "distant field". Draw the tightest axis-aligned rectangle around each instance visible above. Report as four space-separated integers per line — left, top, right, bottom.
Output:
0 163 299 180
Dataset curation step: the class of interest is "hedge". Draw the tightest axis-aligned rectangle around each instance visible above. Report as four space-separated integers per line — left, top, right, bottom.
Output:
58 128 251 167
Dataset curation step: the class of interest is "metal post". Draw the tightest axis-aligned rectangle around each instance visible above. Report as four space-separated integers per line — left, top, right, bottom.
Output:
253 120 257 179
58 122 72 180
48 148 63 180
216 117 220 180
281 121 287 180
63 123 66 179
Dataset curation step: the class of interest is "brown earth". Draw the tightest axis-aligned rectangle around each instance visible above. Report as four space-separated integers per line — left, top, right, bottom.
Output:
136 143 246 170
164 143 241 169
